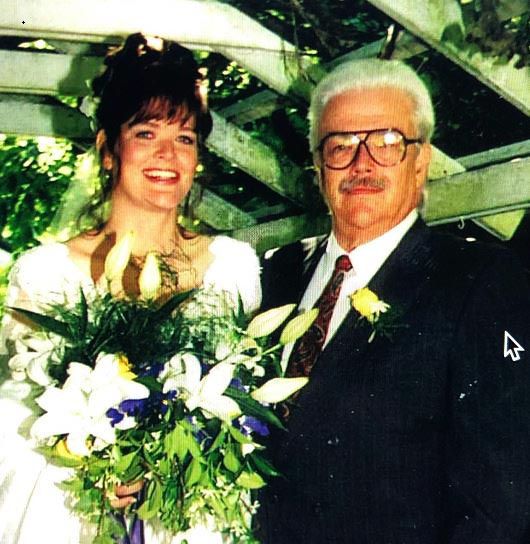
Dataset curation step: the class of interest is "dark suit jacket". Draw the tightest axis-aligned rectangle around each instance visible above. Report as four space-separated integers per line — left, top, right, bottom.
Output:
257 219 530 544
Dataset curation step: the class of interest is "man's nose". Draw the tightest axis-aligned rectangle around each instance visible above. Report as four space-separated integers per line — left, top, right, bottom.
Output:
348 141 375 171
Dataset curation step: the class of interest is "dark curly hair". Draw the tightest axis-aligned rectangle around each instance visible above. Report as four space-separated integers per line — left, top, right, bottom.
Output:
80 33 212 230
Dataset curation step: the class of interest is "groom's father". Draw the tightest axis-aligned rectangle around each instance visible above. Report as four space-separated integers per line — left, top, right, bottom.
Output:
258 59 530 543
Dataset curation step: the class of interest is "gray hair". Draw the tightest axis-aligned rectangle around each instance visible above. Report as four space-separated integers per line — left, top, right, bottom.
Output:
308 58 435 151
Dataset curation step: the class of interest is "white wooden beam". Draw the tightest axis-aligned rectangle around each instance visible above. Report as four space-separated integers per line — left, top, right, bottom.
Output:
367 0 530 116
457 139 530 170
0 49 100 96
219 90 284 126
187 183 256 231
0 0 314 98
0 93 91 139
232 214 331 255
425 157 530 224
209 111 313 205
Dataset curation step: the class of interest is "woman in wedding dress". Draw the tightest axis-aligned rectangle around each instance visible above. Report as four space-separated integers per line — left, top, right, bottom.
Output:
0 33 261 544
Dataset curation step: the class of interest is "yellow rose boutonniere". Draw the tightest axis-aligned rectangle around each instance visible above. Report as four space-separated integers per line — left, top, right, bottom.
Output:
350 287 390 342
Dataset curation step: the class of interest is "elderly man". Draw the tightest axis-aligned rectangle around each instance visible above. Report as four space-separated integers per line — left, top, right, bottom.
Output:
258 59 530 543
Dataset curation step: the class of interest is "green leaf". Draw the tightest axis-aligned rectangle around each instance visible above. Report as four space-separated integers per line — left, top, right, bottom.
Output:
36 445 84 468
184 457 203 486
148 480 163 512
58 478 85 492
152 289 195 322
78 287 88 338
207 428 227 453
114 451 138 477
135 375 163 392
87 458 108 478
137 500 156 521
236 471 266 489
86 302 121 355
164 424 189 462
227 424 252 445
225 387 285 430
250 453 281 478
158 458 171 477
93 536 115 544
9 307 71 338
223 447 242 473
180 424 202 458
137 479 163 520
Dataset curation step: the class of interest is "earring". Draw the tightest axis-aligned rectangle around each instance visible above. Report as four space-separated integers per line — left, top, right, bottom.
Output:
103 155 113 171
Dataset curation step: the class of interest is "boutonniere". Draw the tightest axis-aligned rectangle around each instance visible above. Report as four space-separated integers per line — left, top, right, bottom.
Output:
350 287 391 342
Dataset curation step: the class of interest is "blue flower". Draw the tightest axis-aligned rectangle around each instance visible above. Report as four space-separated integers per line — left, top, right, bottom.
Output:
120 398 146 416
230 377 245 392
238 415 269 437
106 407 125 427
185 415 209 445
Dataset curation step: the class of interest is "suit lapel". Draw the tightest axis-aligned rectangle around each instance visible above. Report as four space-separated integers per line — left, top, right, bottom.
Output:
321 219 435 362
298 237 328 300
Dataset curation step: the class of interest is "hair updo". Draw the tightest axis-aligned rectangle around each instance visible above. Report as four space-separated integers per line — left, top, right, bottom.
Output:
93 32 212 150
80 33 212 230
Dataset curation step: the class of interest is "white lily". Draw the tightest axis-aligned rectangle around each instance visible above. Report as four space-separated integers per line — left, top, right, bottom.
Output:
246 304 296 338
162 353 241 422
31 353 149 456
8 332 56 385
138 251 161 300
251 377 309 404
104 230 134 282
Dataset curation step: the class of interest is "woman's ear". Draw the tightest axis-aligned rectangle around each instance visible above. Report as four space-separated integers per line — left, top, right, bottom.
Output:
96 130 113 171
95 129 106 152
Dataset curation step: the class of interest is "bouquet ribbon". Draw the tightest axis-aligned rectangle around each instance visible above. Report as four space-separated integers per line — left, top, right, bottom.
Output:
115 490 145 544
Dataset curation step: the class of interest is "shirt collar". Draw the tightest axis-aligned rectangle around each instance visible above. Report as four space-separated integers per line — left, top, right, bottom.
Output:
325 209 418 282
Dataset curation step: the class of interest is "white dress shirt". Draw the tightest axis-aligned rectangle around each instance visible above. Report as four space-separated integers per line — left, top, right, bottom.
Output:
281 210 419 371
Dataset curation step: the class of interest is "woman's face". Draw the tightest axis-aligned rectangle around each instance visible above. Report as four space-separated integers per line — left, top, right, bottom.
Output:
111 113 198 213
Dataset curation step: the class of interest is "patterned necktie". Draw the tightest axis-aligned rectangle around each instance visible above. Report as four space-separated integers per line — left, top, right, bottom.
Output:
286 255 352 378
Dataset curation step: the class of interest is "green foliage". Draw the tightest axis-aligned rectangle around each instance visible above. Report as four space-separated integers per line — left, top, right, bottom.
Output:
460 0 530 68
0 135 75 255
16 286 311 541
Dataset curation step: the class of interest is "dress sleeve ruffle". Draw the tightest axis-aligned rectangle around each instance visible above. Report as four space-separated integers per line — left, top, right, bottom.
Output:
204 236 262 315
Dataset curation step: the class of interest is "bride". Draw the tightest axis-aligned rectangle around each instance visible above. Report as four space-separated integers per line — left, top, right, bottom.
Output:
0 33 261 543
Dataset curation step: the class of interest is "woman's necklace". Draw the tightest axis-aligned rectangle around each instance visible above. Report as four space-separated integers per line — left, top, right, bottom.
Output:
129 239 198 292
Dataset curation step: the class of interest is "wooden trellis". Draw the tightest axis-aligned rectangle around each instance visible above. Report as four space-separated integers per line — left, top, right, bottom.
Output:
0 0 529 253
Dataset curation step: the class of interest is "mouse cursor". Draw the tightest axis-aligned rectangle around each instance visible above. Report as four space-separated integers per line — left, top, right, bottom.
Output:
504 331 525 362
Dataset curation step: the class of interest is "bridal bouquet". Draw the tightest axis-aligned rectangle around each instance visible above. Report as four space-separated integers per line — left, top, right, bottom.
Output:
8 233 315 543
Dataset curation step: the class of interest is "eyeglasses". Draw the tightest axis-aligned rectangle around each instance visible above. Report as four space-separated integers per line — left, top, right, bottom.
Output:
317 128 422 169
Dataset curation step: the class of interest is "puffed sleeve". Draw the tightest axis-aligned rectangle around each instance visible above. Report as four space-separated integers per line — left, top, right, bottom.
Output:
203 236 262 315
0 244 90 384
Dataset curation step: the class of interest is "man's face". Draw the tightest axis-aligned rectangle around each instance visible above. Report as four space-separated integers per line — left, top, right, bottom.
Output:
315 87 431 246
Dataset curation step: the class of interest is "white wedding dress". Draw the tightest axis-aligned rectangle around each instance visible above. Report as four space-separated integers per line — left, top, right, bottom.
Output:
0 236 261 544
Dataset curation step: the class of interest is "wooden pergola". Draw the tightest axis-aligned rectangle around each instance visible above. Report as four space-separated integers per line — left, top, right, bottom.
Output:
1 0 529 253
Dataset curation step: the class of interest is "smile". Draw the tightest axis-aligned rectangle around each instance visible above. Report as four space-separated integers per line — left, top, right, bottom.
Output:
143 169 179 184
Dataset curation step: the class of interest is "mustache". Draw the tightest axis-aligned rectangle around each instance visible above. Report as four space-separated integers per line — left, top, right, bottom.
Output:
338 176 386 193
